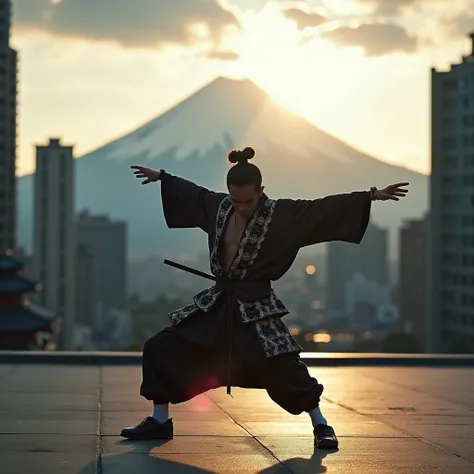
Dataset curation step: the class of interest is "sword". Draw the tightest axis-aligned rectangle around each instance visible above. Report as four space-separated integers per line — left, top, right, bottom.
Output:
164 259 216 281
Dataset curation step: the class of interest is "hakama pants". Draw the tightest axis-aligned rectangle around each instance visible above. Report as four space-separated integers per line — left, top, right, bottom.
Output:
140 299 324 415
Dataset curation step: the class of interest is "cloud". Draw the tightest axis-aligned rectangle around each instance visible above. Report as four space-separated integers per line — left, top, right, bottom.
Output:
441 1 474 40
12 0 240 49
353 0 424 14
205 50 240 61
322 23 418 56
279 4 419 56
283 7 328 29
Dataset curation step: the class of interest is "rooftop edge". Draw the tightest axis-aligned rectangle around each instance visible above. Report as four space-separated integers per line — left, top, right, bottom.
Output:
1 351 474 367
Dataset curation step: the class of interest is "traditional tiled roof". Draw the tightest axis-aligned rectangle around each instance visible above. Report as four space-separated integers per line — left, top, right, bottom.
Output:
0 304 56 332
0 274 39 293
0 253 24 273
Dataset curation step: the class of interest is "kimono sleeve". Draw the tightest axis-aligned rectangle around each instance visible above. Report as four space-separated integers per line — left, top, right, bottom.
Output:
159 171 221 233
289 191 372 248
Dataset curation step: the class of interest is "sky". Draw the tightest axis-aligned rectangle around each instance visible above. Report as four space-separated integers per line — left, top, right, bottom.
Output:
10 0 474 177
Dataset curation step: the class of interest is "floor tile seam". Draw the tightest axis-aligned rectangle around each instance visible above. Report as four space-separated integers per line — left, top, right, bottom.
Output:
96 365 103 474
0 365 16 384
417 438 474 464
353 370 472 410
0 431 99 435
321 396 418 440
208 396 294 473
362 411 474 464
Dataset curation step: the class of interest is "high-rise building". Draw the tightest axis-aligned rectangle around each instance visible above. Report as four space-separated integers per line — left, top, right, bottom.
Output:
32 138 76 350
75 244 97 328
0 1 18 252
399 214 429 351
76 211 127 312
430 31 474 352
326 222 388 314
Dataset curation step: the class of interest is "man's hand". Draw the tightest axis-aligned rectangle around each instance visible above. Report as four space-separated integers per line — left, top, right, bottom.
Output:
374 182 409 201
131 165 161 185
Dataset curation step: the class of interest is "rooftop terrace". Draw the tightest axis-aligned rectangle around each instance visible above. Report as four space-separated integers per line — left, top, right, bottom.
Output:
1 352 473 473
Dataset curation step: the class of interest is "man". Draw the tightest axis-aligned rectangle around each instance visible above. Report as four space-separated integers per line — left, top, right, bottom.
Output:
121 146 409 449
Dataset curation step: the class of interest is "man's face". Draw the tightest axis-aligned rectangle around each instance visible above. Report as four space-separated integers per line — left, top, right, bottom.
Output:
228 184 264 219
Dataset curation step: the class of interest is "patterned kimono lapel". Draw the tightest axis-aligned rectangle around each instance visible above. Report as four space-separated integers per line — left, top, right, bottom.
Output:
210 197 233 277
209 193 276 280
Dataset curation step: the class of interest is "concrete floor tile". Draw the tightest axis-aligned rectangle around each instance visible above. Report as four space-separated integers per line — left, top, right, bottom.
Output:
0 453 97 474
240 419 408 438
0 433 96 454
102 435 268 455
372 415 474 438
0 409 98 435
0 393 99 411
424 438 474 462
101 453 282 473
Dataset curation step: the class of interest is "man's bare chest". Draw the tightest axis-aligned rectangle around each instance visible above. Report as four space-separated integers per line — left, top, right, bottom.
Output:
223 216 246 247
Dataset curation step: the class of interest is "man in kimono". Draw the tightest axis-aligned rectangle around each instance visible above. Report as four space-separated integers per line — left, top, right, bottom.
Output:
121 146 409 449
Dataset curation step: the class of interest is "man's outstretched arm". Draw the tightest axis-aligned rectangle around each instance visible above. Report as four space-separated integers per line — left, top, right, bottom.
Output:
288 181 410 248
131 165 222 233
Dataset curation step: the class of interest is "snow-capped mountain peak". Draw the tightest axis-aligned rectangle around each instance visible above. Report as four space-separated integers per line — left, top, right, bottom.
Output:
90 76 353 164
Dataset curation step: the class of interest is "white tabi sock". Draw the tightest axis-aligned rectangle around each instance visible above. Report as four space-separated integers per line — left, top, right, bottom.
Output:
152 403 169 424
308 406 328 427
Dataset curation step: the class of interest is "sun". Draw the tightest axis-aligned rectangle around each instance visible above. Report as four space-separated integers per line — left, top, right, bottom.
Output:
225 3 366 127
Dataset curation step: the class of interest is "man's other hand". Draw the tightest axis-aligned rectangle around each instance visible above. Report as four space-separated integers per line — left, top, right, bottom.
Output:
131 165 161 185
375 182 409 201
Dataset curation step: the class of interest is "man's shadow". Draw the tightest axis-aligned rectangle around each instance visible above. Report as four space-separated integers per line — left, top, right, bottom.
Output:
80 439 336 473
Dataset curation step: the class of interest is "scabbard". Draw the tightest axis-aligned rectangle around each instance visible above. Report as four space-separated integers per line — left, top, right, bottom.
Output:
164 259 216 281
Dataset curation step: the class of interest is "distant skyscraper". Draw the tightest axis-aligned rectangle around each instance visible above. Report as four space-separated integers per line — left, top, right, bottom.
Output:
77 211 127 312
75 244 97 329
326 222 388 314
399 214 429 350
0 0 18 252
32 138 76 350
430 31 474 352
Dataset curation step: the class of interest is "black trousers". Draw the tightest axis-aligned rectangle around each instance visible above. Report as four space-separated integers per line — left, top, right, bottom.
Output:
140 306 324 415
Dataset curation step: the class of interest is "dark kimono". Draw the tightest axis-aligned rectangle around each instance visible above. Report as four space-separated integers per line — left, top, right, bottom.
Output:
140 170 371 410
160 171 371 357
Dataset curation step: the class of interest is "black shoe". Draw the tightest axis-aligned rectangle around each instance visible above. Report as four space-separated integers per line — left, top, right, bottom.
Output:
120 417 174 440
314 424 338 449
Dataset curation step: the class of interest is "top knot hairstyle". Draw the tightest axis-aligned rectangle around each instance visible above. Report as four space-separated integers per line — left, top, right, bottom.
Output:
228 146 255 164
226 147 262 190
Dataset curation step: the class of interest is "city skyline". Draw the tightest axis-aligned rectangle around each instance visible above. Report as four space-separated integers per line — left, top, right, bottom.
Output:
10 0 474 177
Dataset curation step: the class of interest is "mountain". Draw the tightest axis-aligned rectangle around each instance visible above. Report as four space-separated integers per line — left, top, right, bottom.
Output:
17 76 428 259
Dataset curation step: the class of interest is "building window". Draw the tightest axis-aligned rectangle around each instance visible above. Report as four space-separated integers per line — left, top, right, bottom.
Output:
443 98 457 109
442 137 458 149
463 115 474 127
463 154 474 168
443 80 458 91
444 155 458 169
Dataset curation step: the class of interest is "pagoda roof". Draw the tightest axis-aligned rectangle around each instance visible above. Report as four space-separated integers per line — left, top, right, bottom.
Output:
0 304 56 333
0 252 24 272
0 274 40 293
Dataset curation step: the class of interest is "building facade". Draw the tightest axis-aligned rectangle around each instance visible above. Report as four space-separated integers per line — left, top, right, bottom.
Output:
399 214 429 351
430 32 474 352
32 138 76 350
326 222 388 315
0 0 18 252
75 244 97 328
76 211 127 312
